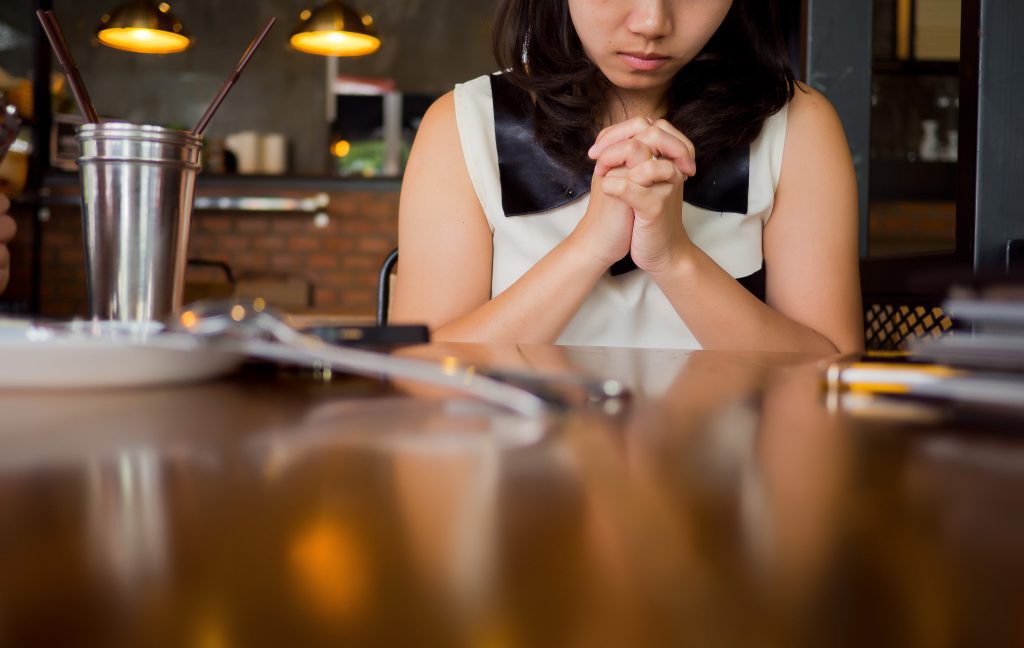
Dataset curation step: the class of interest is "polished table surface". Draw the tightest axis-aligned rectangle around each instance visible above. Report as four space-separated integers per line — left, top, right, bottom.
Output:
1 343 1023 647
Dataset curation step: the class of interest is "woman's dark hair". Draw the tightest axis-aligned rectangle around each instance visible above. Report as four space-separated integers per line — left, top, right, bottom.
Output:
493 0 797 174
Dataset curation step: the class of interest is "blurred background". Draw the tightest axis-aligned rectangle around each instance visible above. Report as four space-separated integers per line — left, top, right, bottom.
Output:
3 0 1018 327
0 0 498 176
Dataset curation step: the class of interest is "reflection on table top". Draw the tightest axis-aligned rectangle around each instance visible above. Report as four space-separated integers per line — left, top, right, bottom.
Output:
1 344 1023 647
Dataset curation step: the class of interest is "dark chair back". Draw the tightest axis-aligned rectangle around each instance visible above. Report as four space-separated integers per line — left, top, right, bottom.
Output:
377 248 399 325
184 258 236 304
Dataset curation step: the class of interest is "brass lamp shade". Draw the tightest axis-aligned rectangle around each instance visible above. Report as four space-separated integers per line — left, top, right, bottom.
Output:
97 0 191 54
290 0 380 57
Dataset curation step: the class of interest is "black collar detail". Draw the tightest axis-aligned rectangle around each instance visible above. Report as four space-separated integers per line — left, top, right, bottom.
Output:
491 73 751 218
687 144 750 214
492 74 591 217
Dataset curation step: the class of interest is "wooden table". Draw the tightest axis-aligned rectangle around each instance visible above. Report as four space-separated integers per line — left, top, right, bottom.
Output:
1 344 1022 646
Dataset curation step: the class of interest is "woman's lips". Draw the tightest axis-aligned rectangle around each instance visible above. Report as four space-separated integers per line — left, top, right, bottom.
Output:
618 52 670 72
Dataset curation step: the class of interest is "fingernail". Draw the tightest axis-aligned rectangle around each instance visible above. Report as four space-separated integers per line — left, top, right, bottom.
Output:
587 146 597 158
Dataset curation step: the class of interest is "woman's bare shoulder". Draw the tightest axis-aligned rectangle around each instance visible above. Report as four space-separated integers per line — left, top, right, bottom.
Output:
415 91 458 146
403 91 465 187
416 74 494 146
400 87 484 229
394 89 493 327
786 82 847 144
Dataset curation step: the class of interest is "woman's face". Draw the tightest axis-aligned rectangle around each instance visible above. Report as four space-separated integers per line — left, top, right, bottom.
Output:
568 0 733 94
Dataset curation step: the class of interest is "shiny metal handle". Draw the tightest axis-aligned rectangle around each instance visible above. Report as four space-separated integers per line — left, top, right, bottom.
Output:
172 299 618 418
257 314 550 417
216 331 551 418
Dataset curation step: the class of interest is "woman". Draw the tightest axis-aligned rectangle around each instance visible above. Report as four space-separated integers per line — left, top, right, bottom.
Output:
0 194 14 295
392 0 863 352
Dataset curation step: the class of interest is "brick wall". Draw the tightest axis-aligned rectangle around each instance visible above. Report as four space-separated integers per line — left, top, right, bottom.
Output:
37 207 87 318
187 190 398 315
4 196 957 319
1 206 35 316
6 188 399 319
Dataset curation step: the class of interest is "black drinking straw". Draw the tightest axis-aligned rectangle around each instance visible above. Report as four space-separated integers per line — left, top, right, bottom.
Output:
193 17 277 137
36 10 100 123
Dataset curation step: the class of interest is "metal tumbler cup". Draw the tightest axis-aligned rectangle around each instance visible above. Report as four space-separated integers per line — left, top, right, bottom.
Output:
77 123 202 322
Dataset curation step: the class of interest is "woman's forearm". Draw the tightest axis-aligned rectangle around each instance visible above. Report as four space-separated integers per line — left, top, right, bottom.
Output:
434 234 607 344
652 246 843 354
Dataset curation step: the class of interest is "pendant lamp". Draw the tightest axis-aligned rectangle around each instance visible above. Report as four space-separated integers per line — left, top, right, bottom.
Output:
97 0 191 55
290 0 380 57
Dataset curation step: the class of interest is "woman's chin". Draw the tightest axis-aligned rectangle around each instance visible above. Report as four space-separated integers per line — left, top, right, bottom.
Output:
604 71 673 94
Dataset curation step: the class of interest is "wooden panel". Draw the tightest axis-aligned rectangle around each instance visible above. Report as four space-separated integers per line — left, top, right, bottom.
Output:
916 0 962 60
897 0 914 58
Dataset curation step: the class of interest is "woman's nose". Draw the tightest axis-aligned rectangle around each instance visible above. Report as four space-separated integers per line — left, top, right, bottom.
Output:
626 0 673 40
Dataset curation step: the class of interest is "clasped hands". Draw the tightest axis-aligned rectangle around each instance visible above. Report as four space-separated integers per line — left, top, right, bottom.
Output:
574 117 697 277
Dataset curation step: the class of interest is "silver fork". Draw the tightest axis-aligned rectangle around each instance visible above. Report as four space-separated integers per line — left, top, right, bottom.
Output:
169 299 626 417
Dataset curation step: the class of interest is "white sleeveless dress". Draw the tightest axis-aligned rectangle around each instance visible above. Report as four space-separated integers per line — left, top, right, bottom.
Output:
453 73 789 349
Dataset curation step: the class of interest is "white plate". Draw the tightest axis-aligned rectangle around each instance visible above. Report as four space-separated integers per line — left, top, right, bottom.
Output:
0 326 244 389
